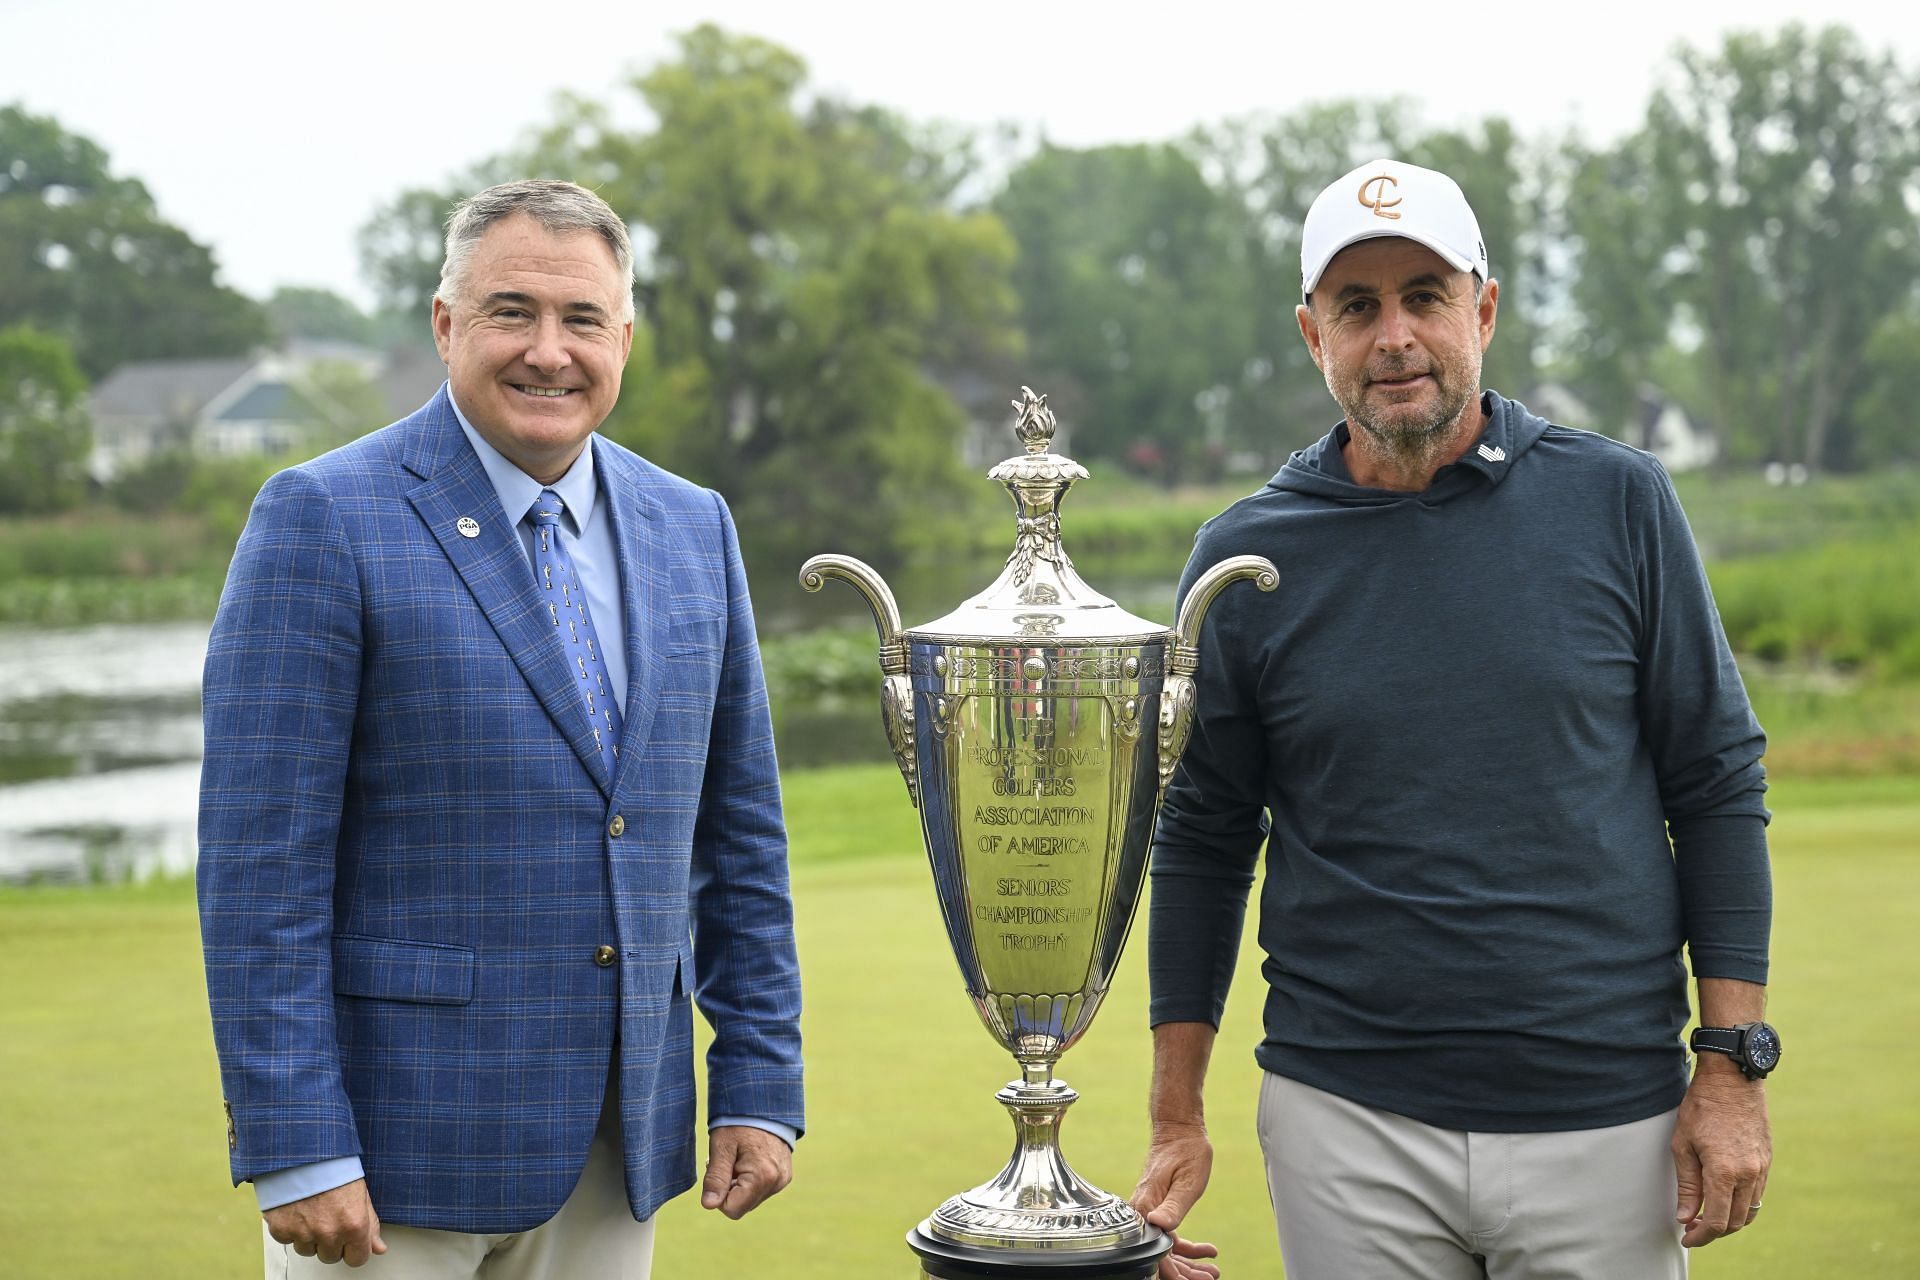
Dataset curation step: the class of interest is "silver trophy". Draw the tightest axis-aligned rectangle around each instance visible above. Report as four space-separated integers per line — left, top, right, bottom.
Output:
802 387 1275 1278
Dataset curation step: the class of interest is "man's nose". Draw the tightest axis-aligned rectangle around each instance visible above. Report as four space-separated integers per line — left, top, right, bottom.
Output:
1375 302 1416 352
524 316 573 372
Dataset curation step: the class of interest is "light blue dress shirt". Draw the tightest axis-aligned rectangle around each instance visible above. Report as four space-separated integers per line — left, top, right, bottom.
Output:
251 390 792 1212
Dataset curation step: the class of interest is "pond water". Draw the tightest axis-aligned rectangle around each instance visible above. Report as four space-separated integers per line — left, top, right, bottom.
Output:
0 622 208 885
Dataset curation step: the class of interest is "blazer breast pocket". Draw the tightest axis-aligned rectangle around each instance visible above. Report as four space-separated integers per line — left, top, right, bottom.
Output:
332 934 476 1006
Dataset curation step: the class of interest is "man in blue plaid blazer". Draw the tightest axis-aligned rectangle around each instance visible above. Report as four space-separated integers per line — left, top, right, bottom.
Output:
198 181 803 1276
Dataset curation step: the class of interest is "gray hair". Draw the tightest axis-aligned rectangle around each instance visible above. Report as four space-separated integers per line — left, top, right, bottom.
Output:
437 180 636 323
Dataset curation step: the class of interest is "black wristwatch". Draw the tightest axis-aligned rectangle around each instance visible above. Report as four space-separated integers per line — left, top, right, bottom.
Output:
1689 1021 1783 1080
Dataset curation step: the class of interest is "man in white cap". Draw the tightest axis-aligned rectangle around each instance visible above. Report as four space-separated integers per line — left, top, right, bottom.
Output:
1129 159 1778 1278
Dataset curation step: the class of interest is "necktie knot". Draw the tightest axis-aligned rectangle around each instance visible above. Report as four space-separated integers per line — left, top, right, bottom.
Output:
527 491 566 528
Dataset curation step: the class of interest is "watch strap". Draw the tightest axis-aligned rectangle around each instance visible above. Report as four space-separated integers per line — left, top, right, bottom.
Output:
1690 1026 1744 1058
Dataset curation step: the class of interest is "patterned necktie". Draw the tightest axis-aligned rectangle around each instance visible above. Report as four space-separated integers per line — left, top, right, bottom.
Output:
526 490 623 779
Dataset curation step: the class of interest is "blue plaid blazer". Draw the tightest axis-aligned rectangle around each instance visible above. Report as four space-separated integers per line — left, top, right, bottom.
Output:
198 389 803 1231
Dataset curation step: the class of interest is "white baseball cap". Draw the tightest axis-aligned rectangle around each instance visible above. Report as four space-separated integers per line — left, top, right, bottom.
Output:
1300 158 1489 299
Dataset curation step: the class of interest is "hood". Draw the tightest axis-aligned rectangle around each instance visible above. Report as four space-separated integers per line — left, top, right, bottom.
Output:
1271 391 1550 506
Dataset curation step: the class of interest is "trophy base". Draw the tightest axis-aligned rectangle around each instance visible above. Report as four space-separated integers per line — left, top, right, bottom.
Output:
924 1075 1146 1251
908 1223 1171 1279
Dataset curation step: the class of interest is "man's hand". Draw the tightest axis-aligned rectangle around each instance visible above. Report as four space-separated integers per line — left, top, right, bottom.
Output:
263 1179 386 1267
1131 1122 1221 1280
701 1125 793 1220
1673 1063 1771 1248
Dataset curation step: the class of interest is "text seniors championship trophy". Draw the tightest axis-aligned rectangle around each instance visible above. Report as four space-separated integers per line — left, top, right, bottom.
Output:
802 387 1275 1279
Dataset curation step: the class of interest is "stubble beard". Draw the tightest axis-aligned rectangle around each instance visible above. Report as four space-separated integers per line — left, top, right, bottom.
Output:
1333 345 1481 472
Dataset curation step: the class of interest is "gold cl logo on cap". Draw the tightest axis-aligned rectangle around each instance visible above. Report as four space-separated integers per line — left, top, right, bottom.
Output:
1358 173 1402 221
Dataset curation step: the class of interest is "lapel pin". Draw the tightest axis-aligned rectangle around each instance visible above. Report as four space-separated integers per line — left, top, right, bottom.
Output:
456 516 481 538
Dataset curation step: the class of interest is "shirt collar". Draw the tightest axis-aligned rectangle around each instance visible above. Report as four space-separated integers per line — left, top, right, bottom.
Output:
1453 391 1514 483
447 384 598 533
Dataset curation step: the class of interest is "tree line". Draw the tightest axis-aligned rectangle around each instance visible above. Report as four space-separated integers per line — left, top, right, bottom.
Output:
2 23 1915 563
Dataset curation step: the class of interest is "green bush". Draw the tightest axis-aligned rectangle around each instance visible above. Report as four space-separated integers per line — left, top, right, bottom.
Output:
0 512 233 580
1890 632 1920 682
1741 621 1800 665
0 575 224 625
104 448 198 515
1710 519 1920 676
760 628 882 706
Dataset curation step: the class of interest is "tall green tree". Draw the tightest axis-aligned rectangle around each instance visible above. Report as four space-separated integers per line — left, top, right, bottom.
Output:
266 286 373 346
0 324 91 513
1558 129 1674 436
1569 26 1920 469
0 105 265 378
357 186 463 318
993 143 1255 479
1845 304 1920 466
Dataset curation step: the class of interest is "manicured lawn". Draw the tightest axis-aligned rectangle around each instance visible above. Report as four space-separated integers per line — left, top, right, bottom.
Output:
1 768 1913 1277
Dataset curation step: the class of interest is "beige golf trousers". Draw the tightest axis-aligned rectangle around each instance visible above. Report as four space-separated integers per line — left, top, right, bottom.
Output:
1258 1071 1686 1279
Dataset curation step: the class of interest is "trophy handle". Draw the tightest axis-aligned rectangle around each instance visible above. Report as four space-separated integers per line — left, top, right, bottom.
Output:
1158 555 1279 789
799 555 919 806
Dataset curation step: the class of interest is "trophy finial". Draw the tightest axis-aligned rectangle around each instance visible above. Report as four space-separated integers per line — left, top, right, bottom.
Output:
1011 385 1056 455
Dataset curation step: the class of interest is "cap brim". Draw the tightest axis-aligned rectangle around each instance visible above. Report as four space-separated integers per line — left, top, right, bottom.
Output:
1303 229 1478 297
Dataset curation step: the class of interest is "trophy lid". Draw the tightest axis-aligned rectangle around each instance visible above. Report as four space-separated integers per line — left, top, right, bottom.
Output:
909 387 1171 646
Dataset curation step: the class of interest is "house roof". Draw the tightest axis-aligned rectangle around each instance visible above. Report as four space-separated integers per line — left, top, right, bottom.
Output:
218 381 321 423
90 357 254 422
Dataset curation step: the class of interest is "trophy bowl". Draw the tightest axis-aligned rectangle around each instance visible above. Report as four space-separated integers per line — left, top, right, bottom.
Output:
802 387 1275 1276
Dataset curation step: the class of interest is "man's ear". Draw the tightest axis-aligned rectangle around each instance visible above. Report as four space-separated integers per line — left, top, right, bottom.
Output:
1296 301 1325 372
1477 278 1500 353
431 297 453 363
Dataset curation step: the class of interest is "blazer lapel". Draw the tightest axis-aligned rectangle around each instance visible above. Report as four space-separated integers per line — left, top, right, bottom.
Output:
596 439 666 795
403 394 614 795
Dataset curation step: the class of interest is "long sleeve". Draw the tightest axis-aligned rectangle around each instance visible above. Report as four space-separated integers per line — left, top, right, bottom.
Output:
197 466 366 1184
688 490 805 1134
1147 533 1269 1030
1632 461 1772 983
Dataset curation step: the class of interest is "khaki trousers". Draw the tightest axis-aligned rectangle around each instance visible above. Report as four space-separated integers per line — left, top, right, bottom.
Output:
1257 1071 1685 1280
264 1082 654 1280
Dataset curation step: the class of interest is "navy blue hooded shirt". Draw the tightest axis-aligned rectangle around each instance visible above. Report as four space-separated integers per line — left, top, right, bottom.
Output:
1147 391 1771 1132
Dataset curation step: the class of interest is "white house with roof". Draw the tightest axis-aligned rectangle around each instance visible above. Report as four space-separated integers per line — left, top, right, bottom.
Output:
87 343 447 482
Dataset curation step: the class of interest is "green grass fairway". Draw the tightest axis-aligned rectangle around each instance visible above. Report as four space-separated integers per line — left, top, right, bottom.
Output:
1 767 1914 1277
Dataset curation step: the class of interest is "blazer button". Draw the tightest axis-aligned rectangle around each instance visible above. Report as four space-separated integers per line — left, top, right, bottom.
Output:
594 945 618 967
608 814 625 838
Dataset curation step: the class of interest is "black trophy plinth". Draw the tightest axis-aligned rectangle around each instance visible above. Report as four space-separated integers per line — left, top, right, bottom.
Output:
908 1223 1171 1279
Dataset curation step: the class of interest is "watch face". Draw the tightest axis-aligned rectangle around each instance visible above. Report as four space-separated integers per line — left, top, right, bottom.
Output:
1746 1024 1782 1072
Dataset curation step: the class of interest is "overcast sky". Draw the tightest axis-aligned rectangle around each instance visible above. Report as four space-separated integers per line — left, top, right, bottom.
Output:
9 0 1916 311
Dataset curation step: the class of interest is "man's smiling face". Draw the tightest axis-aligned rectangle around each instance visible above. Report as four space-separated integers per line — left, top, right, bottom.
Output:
432 213 634 484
